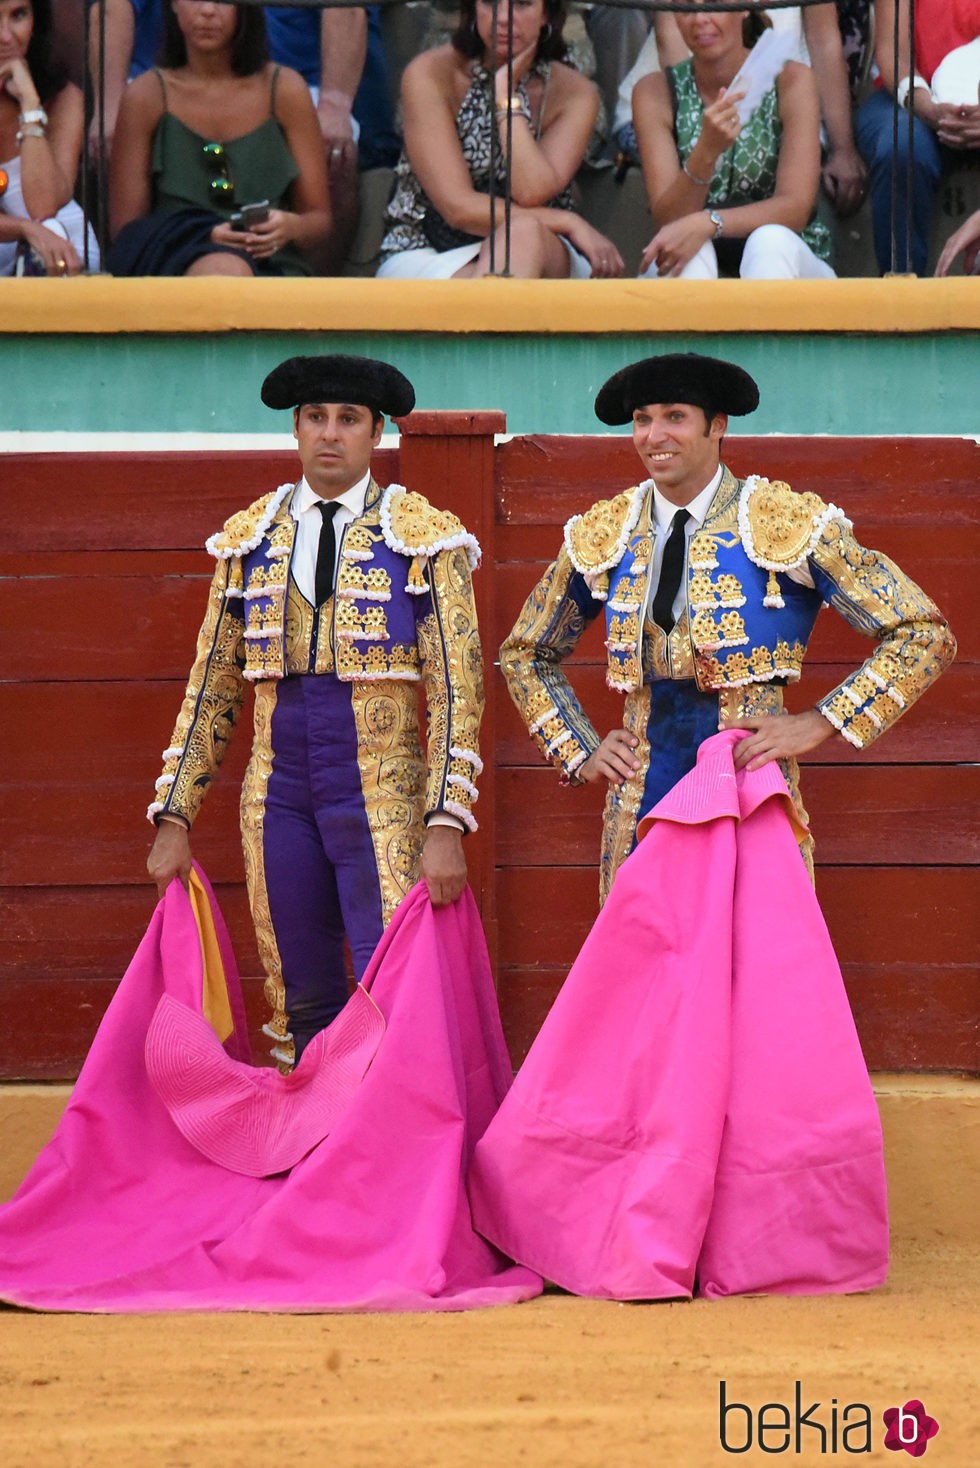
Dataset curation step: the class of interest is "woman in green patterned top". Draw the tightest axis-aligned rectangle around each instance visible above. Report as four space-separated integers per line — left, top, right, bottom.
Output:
632 5 834 280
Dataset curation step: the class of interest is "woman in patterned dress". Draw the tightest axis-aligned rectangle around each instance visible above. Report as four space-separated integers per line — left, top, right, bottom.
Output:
632 4 834 279
377 0 623 279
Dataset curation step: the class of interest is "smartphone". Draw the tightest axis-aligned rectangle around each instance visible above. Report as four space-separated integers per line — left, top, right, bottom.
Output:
230 201 271 232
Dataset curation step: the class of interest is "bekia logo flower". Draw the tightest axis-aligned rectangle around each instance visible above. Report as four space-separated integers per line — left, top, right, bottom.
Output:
883 1400 940 1457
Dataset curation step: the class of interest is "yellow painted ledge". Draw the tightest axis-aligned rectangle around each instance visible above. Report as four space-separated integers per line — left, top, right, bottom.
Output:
1 275 978 334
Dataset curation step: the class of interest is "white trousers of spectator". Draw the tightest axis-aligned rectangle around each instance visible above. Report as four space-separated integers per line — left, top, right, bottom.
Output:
642 224 835 280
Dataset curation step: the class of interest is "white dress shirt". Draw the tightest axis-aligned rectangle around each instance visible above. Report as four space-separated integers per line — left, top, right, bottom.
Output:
289 470 372 605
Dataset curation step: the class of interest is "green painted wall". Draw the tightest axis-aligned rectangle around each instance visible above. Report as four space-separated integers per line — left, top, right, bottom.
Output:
2 331 977 436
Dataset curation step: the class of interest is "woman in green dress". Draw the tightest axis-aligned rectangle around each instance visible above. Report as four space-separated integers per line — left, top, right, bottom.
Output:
108 0 330 276
632 5 834 280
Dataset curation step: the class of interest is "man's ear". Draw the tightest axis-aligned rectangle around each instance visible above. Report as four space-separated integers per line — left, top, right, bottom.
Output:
709 412 729 442
373 414 385 448
292 407 301 441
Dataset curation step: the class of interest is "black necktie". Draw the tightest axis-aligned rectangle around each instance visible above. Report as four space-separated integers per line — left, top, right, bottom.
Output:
651 509 690 634
314 500 341 607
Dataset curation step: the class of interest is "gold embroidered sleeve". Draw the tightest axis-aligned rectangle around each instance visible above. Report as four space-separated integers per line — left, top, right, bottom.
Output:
148 559 247 826
416 547 485 832
499 546 602 780
809 519 956 749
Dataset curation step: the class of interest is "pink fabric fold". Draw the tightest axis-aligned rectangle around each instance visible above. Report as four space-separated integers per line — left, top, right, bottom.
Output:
468 730 889 1301
145 986 386 1176
0 871 540 1313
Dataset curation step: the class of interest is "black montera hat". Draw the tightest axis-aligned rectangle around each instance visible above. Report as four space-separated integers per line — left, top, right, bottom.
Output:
260 354 416 417
594 352 760 425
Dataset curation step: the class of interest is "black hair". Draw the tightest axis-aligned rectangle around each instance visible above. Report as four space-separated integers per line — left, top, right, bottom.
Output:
294 404 385 432
24 0 70 105
742 9 773 48
159 1 269 75
452 0 568 66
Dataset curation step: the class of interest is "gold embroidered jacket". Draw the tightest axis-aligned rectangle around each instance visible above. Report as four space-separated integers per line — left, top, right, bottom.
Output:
501 468 955 780
150 478 485 832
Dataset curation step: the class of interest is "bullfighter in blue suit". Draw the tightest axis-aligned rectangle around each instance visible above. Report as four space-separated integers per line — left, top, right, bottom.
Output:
501 352 955 900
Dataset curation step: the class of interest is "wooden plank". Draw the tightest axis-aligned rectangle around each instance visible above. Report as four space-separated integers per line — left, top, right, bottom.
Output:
497 961 979 1073
495 863 979 1071
2 566 216 680
0 975 274 1081
495 865 979 969
0 884 260 979
495 435 980 520
2 449 399 552
494 765 980 867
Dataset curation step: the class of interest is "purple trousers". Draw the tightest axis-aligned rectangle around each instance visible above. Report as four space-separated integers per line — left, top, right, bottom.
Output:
260 675 385 1059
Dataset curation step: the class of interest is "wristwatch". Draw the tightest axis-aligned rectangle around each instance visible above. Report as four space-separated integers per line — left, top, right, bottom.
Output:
707 209 724 240
18 107 48 127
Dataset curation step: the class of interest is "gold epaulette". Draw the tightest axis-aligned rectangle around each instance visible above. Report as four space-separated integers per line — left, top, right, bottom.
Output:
205 482 295 560
737 475 850 573
563 484 648 575
380 484 481 570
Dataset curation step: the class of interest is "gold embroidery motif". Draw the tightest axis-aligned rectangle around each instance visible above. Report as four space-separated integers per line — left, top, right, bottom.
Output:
350 683 427 924
156 560 246 826
599 685 651 906
744 479 827 566
384 489 479 564
207 485 292 558
418 546 484 826
239 683 291 1069
335 600 388 641
565 487 645 574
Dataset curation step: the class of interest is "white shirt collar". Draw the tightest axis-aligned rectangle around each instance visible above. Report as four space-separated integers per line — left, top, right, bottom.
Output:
291 469 372 520
651 464 723 533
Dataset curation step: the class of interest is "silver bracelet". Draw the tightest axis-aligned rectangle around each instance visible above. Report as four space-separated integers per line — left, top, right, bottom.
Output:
19 106 48 127
16 125 47 143
682 160 710 187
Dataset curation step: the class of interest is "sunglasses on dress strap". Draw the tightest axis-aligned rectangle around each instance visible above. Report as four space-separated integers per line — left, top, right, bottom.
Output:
201 141 235 204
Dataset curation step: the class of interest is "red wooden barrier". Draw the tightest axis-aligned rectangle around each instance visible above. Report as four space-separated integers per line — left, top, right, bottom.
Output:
2 427 976 1077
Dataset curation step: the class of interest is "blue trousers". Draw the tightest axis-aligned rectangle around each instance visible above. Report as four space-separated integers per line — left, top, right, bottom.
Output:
261 676 385 1060
855 90 944 276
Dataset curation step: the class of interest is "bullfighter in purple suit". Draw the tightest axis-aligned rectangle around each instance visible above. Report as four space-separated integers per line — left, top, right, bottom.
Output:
146 355 485 1065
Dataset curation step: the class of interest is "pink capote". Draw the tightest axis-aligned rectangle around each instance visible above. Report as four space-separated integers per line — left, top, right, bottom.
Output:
469 730 889 1301
0 868 540 1312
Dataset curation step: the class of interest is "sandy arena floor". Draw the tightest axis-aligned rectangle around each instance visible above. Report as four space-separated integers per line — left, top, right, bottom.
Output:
0 1240 974 1468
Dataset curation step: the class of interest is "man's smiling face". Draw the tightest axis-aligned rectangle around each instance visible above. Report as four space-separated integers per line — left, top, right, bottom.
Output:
631 401 728 505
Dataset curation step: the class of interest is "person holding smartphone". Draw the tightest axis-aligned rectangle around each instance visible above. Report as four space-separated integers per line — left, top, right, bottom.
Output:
107 0 331 276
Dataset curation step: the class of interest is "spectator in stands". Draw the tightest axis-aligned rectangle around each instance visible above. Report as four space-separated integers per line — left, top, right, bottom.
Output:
856 0 980 276
633 6 834 279
616 5 865 220
935 207 980 275
106 0 330 275
0 0 99 274
88 3 393 270
378 0 624 278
